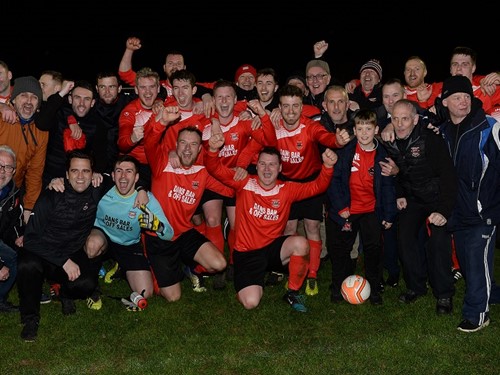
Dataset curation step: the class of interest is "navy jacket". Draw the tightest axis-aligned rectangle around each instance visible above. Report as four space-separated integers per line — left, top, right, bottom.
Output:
327 137 397 226
439 100 500 230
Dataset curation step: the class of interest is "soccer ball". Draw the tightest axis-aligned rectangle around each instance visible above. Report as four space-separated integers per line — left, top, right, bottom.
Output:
341 275 371 304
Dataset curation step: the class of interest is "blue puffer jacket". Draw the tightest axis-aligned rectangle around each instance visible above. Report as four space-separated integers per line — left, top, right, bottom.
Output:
326 137 397 226
440 102 500 230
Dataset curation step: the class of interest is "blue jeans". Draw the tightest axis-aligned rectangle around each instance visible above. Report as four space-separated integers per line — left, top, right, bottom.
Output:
0 239 17 302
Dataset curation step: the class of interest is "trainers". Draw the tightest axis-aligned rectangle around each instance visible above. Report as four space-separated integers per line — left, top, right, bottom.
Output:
452 268 463 282
49 283 61 300
40 293 51 304
61 297 76 315
0 300 19 313
385 275 399 288
265 271 284 286
86 296 102 310
104 261 120 284
283 291 307 312
87 288 102 310
21 318 39 342
305 278 319 296
212 271 226 290
457 318 490 333
183 266 207 293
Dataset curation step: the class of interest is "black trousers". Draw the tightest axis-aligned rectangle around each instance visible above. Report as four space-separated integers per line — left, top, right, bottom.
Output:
17 247 102 323
397 200 455 299
326 212 383 296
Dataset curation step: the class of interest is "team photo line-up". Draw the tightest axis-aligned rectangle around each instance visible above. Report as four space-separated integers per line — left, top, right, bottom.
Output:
0 38 499 342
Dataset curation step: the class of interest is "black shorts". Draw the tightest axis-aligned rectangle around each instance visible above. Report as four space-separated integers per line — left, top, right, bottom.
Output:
194 189 225 215
94 227 150 272
233 236 289 292
145 229 209 288
288 193 325 221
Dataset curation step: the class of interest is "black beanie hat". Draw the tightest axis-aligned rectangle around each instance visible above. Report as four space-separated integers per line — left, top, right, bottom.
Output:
441 75 473 99
11 76 43 106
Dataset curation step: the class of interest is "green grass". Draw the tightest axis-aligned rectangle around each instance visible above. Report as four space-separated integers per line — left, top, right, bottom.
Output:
1 255 499 375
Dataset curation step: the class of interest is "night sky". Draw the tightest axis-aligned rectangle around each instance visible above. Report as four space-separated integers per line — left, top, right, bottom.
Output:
4 4 497 87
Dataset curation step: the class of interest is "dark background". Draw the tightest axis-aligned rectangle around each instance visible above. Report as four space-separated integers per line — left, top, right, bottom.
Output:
4 4 497 87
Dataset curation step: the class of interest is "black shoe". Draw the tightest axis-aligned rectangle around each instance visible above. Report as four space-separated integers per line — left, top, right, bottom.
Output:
385 275 399 288
370 294 383 305
61 297 76 315
457 318 490 333
212 271 226 290
40 293 51 305
0 300 19 313
436 298 453 315
330 292 344 304
398 290 421 304
379 282 385 293
21 318 39 342
265 271 284 286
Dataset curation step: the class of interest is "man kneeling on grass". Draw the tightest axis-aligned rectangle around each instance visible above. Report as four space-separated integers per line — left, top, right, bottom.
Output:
205 119 338 312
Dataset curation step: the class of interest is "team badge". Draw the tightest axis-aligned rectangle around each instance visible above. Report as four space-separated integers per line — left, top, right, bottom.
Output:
410 146 421 158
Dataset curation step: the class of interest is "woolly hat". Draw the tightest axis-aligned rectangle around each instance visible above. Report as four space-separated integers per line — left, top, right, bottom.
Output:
234 64 257 82
441 75 473 99
11 76 43 105
305 59 330 75
360 59 382 80
285 73 307 87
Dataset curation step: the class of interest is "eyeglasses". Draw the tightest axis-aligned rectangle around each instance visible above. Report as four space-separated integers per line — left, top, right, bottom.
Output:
0 164 15 173
306 73 328 81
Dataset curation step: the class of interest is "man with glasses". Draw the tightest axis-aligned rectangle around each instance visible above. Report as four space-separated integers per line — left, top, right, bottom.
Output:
0 145 23 313
303 59 332 112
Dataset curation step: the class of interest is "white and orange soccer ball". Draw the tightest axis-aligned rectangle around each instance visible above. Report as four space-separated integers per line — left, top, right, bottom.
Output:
341 275 371 304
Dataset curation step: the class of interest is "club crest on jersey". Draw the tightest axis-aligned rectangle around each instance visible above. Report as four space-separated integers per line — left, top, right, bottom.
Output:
192 181 200 190
128 211 137 219
271 199 280 208
296 141 303 150
230 133 239 141
410 146 421 158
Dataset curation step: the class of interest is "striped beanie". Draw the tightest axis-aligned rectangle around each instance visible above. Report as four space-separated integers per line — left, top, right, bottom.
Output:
360 59 382 80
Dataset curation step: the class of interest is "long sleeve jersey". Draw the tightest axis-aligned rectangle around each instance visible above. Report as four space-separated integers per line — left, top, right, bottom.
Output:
94 187 173 244
205 149 333 251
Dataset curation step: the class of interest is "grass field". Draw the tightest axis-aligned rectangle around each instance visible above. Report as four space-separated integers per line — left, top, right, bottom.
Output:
1 253 498 375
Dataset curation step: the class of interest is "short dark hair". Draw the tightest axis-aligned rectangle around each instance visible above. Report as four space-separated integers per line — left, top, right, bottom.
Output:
178 126 202 140
213 79 237 96
71 80 96 98
278 84 303 102
114 154 140 172
259 146 281 163
170 69 196 88
66 149 94 171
